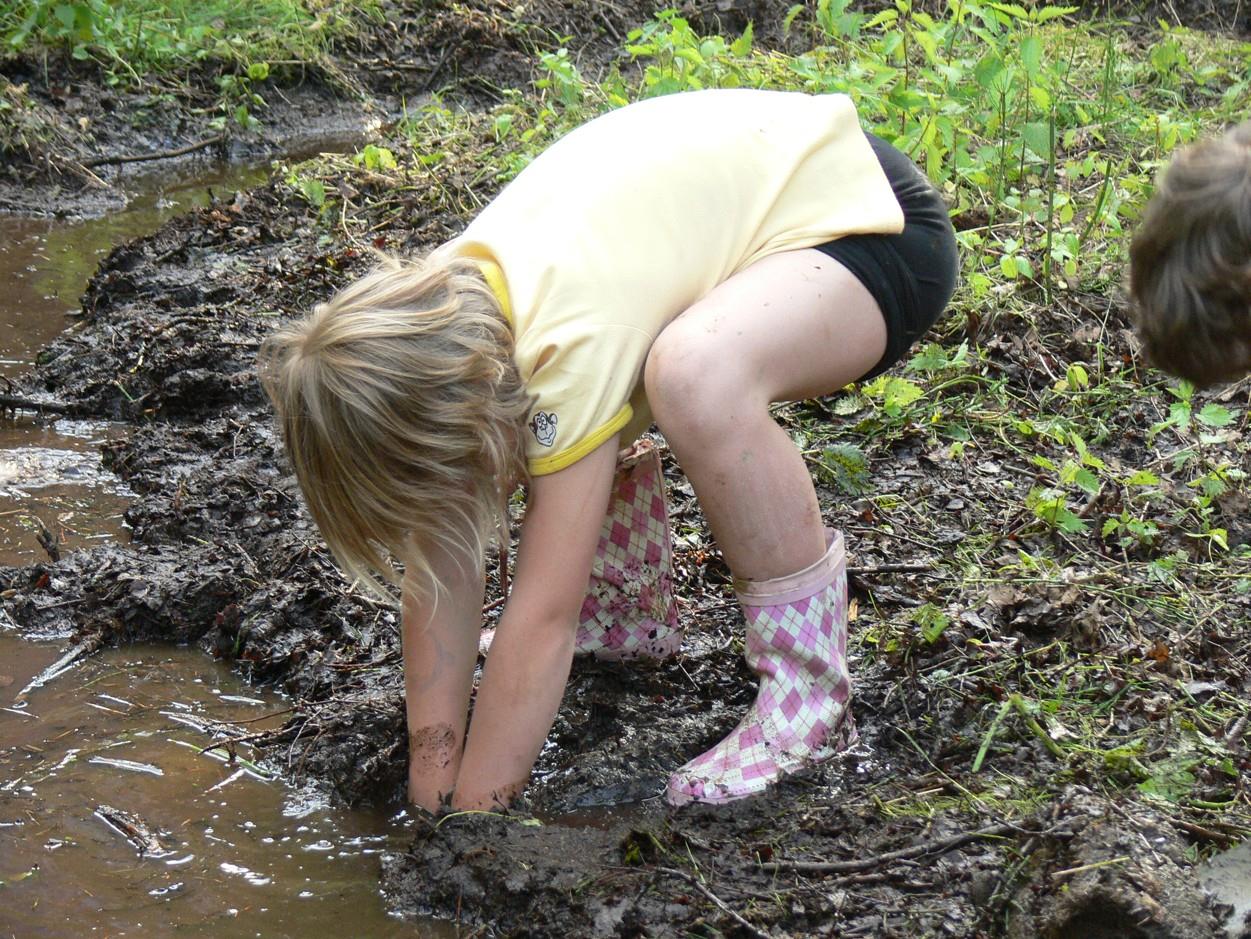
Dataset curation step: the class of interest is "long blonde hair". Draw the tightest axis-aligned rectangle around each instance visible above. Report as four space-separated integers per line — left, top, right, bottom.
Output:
258 254 529 601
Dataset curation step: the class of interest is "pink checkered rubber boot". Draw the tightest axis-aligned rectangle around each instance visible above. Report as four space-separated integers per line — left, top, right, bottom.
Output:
666 530 855 805
575 439 682 661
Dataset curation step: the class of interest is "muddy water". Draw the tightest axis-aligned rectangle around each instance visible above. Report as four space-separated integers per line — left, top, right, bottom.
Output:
0 633 441 938
0 163 279 567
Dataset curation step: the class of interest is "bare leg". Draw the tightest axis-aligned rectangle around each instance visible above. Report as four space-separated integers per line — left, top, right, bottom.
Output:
650 248 885 804
644 248 886 580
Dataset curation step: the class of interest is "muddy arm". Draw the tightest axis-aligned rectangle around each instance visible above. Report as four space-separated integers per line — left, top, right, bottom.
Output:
451 437 618 811
401 546 486 812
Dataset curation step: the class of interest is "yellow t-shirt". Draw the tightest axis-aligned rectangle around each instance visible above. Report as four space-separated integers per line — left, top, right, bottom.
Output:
438 89 903 476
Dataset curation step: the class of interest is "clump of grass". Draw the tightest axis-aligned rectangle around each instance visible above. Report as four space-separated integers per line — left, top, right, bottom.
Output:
1 0 370 77
1 0 376 129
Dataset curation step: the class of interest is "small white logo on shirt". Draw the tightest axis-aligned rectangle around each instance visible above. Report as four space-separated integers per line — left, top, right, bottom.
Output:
529 411 557 447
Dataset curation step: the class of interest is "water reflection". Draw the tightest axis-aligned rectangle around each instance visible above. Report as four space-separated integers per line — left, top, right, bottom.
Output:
0 635 437 938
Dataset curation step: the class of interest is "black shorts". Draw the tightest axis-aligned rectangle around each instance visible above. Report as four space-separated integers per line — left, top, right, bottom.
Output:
813 133 958 380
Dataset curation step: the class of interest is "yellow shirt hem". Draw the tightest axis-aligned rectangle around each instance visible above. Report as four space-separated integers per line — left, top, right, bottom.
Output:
528 404 633 476
474 257 513 325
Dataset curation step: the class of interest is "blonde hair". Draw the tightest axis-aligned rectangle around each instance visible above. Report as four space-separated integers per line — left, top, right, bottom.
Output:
1129 121 1251 386
258 254 529 601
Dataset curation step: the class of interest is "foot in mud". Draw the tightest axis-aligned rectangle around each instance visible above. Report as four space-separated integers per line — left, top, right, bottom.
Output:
667 530 854 805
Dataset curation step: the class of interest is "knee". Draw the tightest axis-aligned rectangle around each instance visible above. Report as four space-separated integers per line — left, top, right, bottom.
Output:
644 323 753 441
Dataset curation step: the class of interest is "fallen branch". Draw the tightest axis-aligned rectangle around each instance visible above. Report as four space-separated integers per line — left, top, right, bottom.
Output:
758 821 1016 876
15 634 103 701
84 134 224 168
654 867 772 939
0 394 75 415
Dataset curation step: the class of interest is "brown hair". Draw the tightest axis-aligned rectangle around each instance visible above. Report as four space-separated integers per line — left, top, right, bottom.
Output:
1129 121 1251 386
258 254 529 602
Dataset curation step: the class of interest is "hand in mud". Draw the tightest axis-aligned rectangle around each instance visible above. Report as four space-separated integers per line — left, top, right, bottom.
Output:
407 722 461 810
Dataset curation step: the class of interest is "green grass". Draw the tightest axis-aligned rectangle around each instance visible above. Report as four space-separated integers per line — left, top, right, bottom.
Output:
1 0 367 76
0 0 376 131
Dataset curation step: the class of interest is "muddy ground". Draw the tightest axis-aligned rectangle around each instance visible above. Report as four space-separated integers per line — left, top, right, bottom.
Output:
3 1 1249 937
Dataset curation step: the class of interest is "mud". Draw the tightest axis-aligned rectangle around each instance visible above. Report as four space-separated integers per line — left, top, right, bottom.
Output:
0 0 1246 936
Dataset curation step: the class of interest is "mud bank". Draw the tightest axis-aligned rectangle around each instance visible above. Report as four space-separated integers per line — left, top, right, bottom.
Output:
0 0 792 217
2 0 1247 936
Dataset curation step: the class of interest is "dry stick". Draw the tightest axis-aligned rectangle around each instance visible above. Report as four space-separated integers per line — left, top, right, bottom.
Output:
759 821 1016 876
654 867 771 939
84 134 224 168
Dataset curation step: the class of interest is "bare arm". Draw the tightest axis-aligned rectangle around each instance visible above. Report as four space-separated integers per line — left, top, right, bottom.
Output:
451 436 618 810
401 544 485 812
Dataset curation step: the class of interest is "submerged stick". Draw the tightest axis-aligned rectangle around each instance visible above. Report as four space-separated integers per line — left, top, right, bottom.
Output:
83 134 225 168
94 804 168 857
15 635 102 701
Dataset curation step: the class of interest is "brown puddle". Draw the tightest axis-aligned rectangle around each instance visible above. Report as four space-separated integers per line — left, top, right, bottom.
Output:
0 634 446 937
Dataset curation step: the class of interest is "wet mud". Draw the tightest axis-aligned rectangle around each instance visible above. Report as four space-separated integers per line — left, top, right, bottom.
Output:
0 0 1246 937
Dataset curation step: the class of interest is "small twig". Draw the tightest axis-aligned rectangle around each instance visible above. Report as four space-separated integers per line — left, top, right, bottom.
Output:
1050 855 1131 881
759 821 1017 876
847 563 936 575
83 134 225 168
654 867 771 939
1174 819 1242 846
200 727 275 755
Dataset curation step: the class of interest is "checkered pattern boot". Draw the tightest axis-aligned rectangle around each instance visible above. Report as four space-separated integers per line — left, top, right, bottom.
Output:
665 530 855 805
575 439 682 661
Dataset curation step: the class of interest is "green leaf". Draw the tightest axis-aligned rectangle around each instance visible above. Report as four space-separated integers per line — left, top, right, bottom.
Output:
819 442 871 496
1073 467 1100 495
911 603 951 644
1137 757 1197 803
1021 121 1051 159
988 2 1030 19
1124 469 1161 487
1020 34 1042 77
1196 403 1233 428
1034 5 1079 23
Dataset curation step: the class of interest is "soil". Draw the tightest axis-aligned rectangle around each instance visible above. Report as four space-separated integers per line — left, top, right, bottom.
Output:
1 1 1247 937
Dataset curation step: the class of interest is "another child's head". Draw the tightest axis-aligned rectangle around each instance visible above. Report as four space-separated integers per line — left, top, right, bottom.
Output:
259 255 528 599
1129 121 1251 386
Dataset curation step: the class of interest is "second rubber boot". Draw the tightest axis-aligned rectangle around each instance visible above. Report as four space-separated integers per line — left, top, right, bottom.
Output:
665 530 855 805
575 439 683 661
